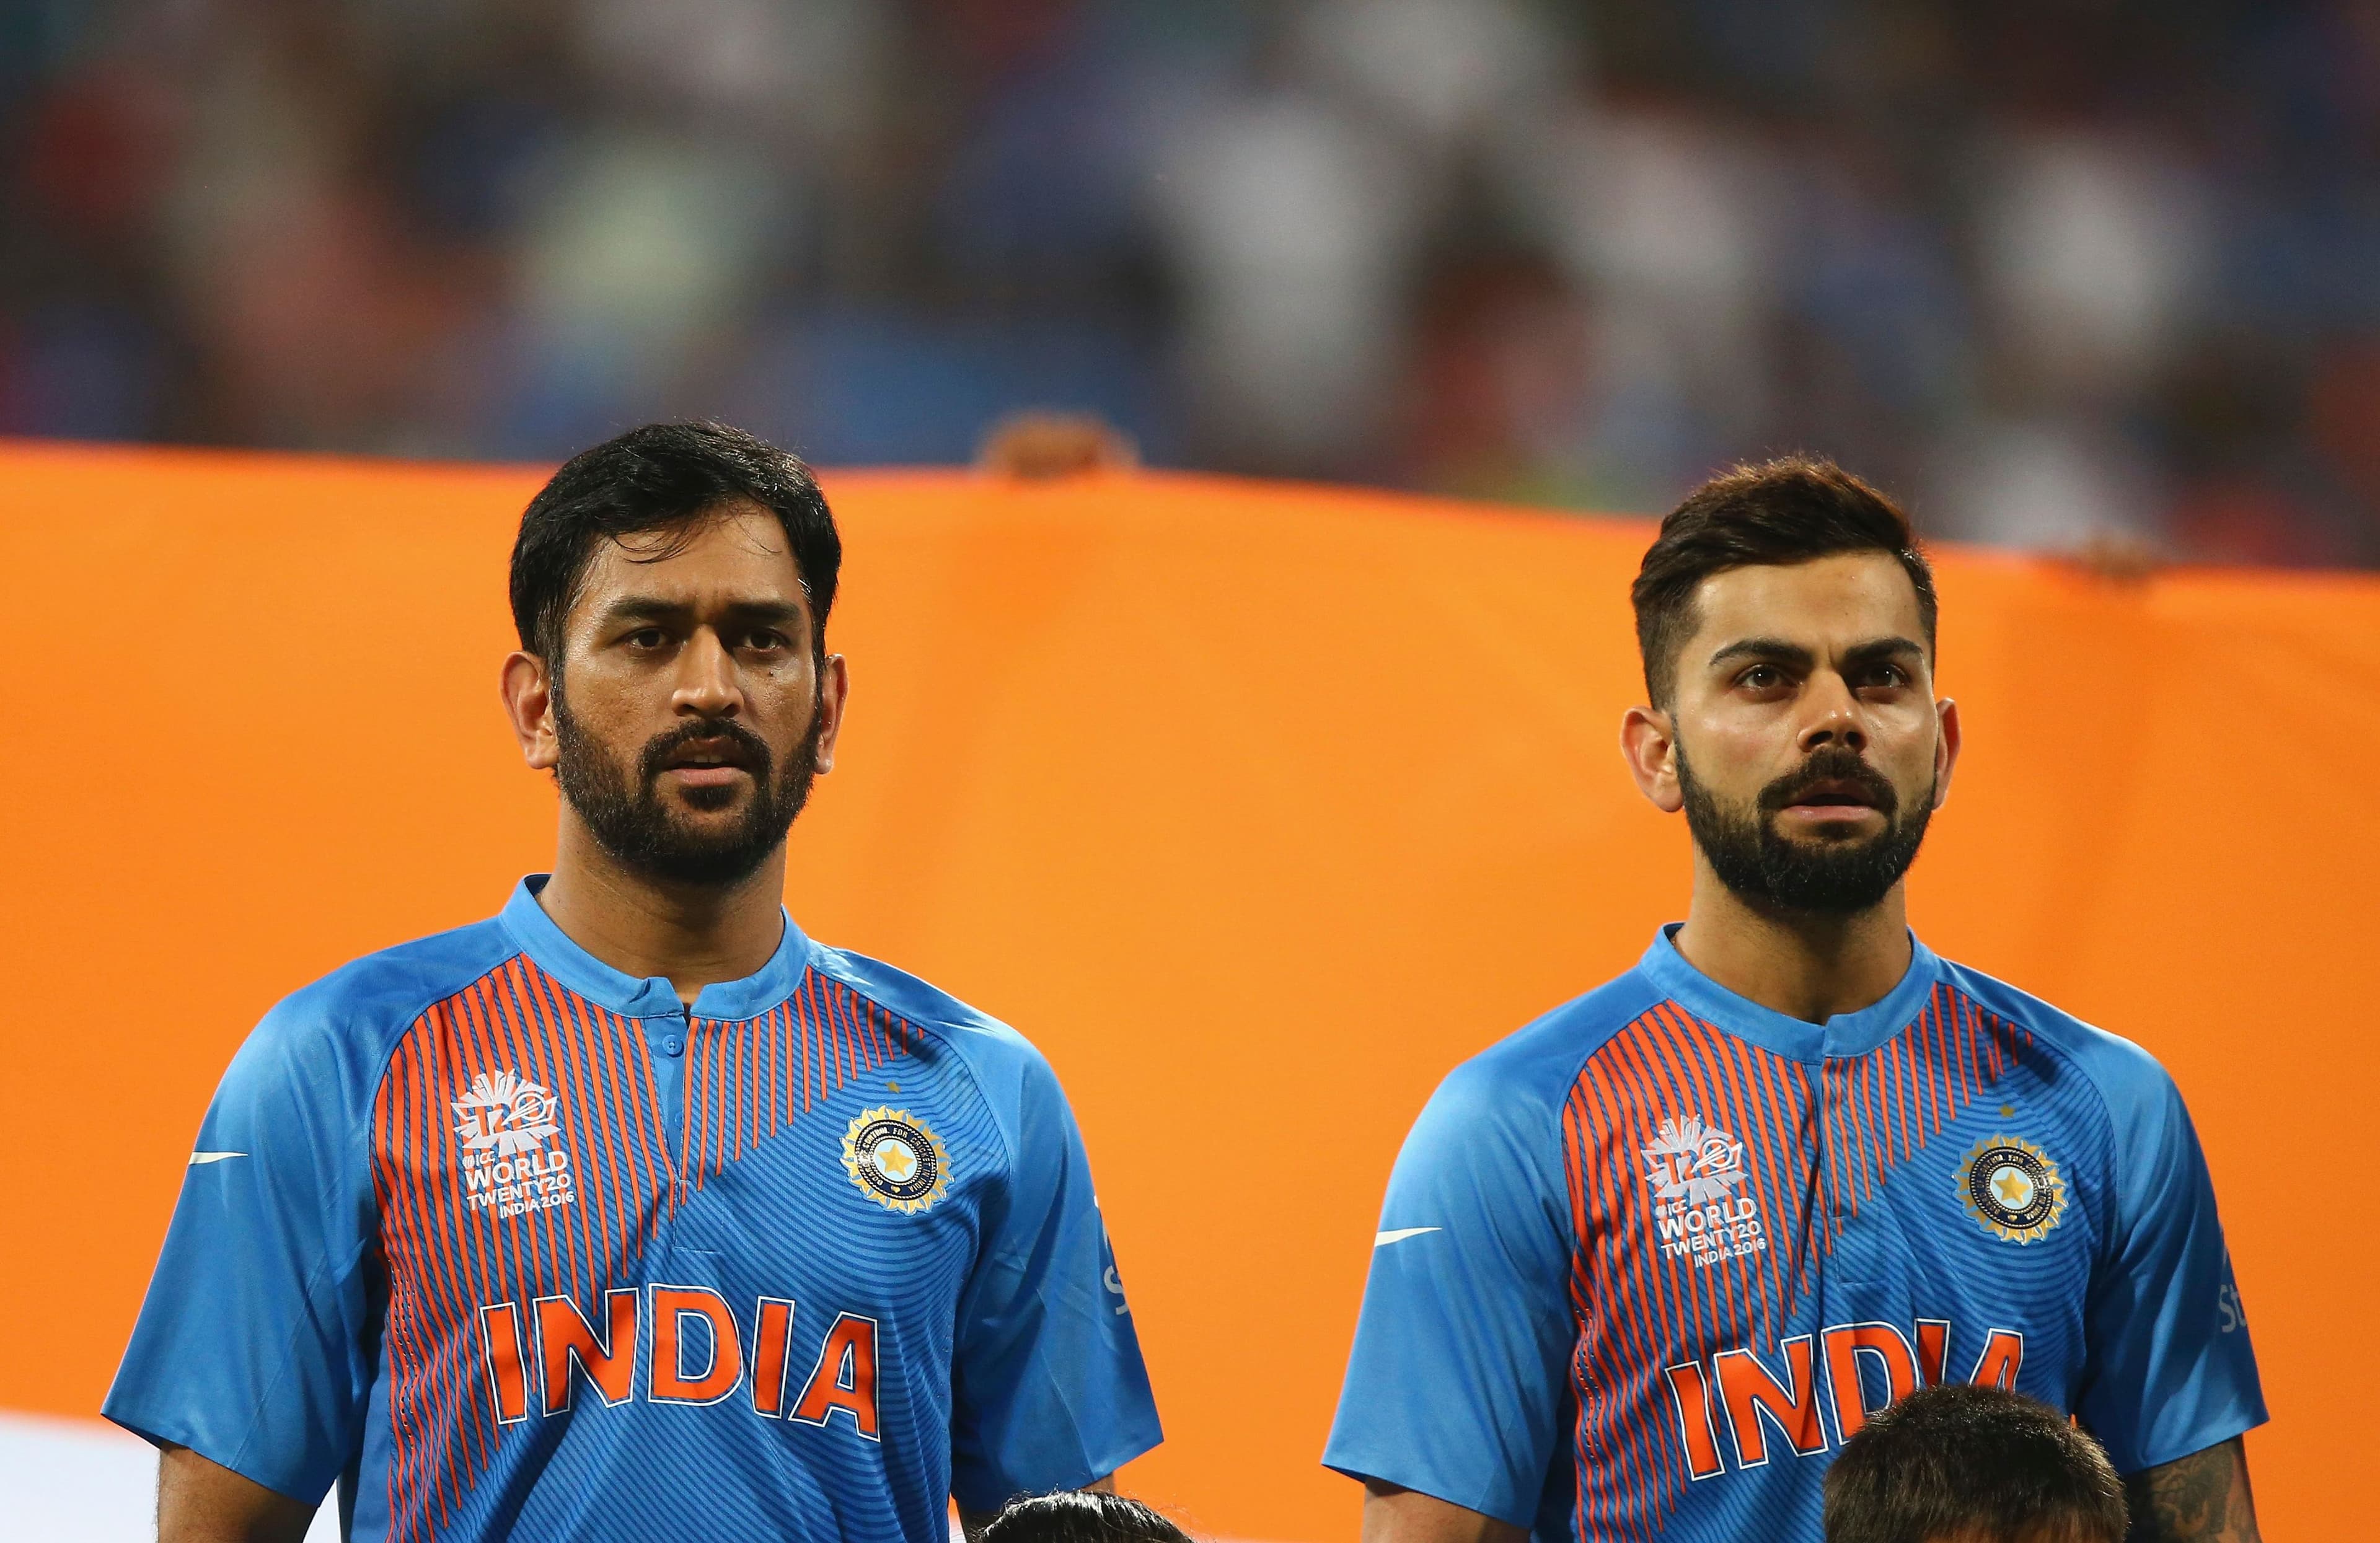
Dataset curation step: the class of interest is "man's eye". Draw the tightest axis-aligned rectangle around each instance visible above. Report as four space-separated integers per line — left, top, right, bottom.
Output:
746 630 790 651
1740 665 1785 689
626 628 668 648
1866 664 1907 688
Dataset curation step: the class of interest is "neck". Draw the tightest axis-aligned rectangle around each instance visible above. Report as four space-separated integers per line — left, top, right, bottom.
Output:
1671 859 1913 1024
536 816 789 1007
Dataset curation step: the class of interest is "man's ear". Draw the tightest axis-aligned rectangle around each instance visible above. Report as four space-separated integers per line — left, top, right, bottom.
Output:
1620 704 1684 813
810 653 850 776
1931 695 1961 811
500 652 560 771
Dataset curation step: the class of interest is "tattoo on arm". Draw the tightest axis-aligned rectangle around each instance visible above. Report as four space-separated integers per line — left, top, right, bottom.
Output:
2124 1437 2260 1543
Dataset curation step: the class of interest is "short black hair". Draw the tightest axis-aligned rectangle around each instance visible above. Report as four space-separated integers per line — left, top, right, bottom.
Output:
1631 456 1936 708
509 421 840 666
978 1492 1193 1543
1823 1385 2127 1543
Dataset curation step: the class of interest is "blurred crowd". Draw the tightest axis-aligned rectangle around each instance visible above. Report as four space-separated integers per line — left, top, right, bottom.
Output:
5 0 2379 565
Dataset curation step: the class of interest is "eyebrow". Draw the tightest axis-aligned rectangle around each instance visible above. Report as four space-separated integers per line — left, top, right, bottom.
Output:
1705 635 1926 672
594 595 809 630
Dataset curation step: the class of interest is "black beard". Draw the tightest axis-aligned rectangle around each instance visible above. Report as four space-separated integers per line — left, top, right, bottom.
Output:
1678 742 1934 917
552 690 821 888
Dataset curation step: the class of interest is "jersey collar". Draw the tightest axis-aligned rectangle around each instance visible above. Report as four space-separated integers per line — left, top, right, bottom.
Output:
498 874 813 1022
1637 923 1942 1063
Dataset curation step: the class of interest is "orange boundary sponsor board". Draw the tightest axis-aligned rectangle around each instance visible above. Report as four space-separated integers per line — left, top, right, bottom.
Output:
1 443 2371 1539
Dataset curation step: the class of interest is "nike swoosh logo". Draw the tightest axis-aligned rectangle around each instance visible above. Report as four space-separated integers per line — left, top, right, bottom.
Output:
188 1151 249 1166
1374 1227 1441 1247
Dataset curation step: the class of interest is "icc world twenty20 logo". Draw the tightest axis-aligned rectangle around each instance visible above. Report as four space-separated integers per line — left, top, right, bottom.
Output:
1641 1114 1765 1268
452 1069 576 1220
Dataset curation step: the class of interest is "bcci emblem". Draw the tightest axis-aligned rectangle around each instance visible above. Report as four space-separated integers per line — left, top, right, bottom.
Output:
1960 1135 2066 1244
842 1107 950 1215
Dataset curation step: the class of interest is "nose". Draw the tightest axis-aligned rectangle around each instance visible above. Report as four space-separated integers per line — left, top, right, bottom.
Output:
672 629 743 718
1796 670 1866 755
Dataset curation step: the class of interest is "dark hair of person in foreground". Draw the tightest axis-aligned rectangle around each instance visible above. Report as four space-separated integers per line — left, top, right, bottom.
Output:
509 418 840 667
1823 1384 2128 1543
979 1490 1194 1543
1630 454 1937 711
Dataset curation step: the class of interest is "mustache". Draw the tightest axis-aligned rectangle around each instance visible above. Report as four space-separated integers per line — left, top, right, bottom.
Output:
1756 746 1900 817
636 718 774 784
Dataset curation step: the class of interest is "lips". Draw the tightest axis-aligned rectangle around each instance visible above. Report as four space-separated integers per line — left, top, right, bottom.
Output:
663 741 752 772
640 723 772 790
1783 778 1877 810
1760 754 1898 821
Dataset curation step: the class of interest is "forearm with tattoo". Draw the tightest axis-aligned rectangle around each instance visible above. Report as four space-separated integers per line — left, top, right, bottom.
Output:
2123 1437 2260 1543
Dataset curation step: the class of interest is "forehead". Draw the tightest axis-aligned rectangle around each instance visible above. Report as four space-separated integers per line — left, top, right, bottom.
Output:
571 501 808 615
1683 552 1927 658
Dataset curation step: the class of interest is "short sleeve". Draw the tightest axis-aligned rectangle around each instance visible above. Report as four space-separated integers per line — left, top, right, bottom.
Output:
102 994 382 1503
2074 1058 2267 1473
948 1053 1161 1511
1322 1060 1575 1529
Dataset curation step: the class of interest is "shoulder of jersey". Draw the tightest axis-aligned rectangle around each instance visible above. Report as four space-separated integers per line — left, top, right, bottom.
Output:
253 917 520 1058
805 943 1049 1078
198 918 524 1123
1934 956 2180 1113
1435 966 1670 1114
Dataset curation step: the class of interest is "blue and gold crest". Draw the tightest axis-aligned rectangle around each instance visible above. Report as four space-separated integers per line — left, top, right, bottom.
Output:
1959 1134 2066 1244
842 1107 950 1215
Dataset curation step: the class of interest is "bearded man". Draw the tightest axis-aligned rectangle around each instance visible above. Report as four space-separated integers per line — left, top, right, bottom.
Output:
1324 459 2265 1543
108 422 1160 1543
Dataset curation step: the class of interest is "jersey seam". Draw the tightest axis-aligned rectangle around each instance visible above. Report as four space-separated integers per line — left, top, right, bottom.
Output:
227 1226 376 1492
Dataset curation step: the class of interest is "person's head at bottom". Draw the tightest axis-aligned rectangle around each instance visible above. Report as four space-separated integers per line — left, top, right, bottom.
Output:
979 1490 1193 1543
1823 1384 2127 1543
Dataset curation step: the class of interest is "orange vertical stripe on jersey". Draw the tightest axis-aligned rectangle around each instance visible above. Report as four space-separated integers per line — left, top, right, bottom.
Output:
795 972 821 1111
731 1012 752 1157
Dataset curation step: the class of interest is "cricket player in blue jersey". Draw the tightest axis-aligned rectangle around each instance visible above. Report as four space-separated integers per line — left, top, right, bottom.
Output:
1324 459 2265 1543
108 422 1161 1542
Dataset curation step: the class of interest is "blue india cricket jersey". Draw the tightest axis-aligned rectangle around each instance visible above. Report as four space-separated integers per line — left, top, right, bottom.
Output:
107 877 1161 1542
1324 927 2264 1542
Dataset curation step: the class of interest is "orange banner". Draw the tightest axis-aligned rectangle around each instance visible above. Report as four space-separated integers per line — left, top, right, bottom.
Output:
1 443 2372 1539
